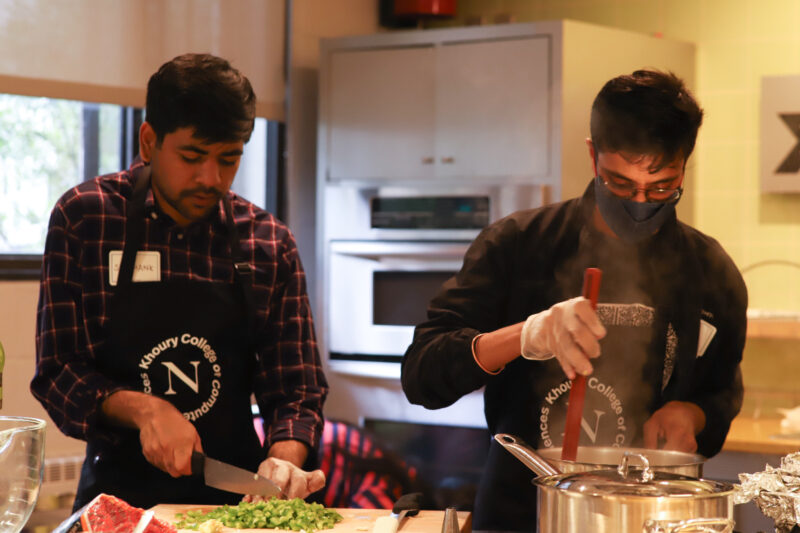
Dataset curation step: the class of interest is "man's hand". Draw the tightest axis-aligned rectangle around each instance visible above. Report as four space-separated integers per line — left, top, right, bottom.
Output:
520 296 607 379
251 457 326 500
243 440 325 501
102 390 201 478
643 401 706 452
137 400 202 477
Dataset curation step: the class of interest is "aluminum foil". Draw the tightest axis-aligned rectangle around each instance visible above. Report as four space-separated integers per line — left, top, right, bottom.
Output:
735 451 800 532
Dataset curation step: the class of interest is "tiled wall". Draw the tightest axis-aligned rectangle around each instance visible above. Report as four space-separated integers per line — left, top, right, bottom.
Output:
434 0 800 416
741 337 800 417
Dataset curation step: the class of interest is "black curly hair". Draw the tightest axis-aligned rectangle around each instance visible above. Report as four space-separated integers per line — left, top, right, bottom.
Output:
590 69 703 171
145 53 256 145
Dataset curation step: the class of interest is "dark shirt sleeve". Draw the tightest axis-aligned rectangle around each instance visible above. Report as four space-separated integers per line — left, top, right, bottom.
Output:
401 218 520 410
253 229 328 452
31 203 126 442
689 245 748 458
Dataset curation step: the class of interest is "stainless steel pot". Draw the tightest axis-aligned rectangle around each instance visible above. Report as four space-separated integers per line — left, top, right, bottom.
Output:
495 434 735 533
495 433 705 477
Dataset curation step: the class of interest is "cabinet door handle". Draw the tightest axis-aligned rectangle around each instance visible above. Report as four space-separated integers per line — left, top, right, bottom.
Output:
441 156 455 164
421 156 435 164
540 184 553 205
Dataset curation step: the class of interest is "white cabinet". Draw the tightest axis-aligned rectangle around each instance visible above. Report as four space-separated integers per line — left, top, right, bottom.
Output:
435 37 550 180
325 34 551 182
329 46 436 180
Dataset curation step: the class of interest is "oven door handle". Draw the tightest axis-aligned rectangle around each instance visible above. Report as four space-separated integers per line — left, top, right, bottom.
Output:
329 241 470 260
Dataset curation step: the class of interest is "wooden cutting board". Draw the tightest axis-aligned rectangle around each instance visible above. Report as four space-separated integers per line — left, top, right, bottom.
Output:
150 505 472 533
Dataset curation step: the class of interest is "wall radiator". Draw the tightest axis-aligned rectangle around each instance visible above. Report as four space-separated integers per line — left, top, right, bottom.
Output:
40 455 83 497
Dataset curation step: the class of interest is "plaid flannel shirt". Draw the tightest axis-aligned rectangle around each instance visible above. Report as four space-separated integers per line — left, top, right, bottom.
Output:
31 161 327 451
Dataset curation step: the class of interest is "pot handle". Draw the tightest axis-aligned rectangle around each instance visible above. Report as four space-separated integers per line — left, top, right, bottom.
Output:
642 517 734 533
493 434 560 477
619 451 654 482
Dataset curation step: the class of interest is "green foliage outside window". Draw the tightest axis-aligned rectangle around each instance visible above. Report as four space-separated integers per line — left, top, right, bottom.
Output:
0 95 80 253
0 95 121 254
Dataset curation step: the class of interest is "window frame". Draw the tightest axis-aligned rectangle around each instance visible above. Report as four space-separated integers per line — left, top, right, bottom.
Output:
0 101 282 281
0 255 43 280
0 101 138 280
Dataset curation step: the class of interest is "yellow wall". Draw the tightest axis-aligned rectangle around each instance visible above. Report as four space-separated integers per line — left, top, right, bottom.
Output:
440 0 800 313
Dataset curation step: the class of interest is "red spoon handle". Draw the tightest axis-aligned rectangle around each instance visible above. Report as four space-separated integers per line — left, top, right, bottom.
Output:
582 268 602 310
561 267 603 461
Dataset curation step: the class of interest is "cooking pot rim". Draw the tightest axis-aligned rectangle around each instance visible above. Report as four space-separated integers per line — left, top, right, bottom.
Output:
531 470 736 498
536 445 706 467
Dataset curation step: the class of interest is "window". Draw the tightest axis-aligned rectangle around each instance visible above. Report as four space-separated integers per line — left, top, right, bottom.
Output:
0 93 281 279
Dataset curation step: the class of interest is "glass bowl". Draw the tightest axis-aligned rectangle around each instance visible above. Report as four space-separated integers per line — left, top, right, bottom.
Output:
0 416 46 533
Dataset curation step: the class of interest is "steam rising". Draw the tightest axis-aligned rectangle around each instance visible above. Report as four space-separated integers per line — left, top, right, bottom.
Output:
545 224 666 447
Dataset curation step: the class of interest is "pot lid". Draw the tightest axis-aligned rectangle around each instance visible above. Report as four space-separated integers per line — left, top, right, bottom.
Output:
541 469 729 497
536 453 732 497
537 445 704 467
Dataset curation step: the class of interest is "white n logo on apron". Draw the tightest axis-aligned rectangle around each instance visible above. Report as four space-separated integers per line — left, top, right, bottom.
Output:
161 361 201 394
580 409 605 444
540 377 630 448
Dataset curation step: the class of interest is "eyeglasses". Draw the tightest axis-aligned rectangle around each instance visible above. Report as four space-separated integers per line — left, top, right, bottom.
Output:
599 176 683 203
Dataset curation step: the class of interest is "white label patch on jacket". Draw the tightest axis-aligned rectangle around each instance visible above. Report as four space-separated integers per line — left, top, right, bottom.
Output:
108 250 161 286
697 319 717 358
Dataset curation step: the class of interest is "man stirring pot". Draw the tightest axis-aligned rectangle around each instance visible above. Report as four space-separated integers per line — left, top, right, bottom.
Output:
401 70 747 531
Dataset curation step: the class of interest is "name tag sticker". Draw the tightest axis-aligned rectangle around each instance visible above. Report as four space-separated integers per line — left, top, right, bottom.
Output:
108 251 161 286
697 319 717 358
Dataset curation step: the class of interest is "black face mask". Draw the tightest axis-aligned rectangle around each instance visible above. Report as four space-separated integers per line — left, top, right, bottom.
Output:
593 176 678 244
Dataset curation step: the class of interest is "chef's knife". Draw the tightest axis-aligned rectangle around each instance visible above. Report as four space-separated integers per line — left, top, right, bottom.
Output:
191 451 282 498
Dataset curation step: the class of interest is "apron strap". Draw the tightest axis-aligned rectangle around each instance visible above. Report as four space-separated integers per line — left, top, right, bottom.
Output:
223 197 257 355
117 165 151 291
115 167 257 353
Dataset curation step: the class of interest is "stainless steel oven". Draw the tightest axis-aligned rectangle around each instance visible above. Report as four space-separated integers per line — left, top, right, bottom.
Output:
322 184 550 241
327 240 469 378
320 184 550 378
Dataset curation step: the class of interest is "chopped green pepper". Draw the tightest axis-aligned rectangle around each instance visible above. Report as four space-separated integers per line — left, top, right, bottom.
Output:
175 498 344 531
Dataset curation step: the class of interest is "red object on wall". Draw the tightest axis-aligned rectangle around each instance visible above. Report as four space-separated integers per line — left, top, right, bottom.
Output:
393 0 456 17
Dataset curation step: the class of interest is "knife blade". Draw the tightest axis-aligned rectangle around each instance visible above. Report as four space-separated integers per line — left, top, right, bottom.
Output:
191 451 282 498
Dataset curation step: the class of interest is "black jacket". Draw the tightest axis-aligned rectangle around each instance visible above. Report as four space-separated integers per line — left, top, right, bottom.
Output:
401 182 747 530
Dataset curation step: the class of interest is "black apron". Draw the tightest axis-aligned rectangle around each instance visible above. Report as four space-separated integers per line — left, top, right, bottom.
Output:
473 187 705 531
526 225 665 452
474 225 671 532
74 167 264 510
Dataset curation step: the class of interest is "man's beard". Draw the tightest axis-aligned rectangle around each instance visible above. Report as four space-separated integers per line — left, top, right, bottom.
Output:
170 186 223 222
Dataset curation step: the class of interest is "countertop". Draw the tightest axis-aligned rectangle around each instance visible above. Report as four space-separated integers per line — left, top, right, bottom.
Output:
746 314 800 339
723 416 800 455
140 420 796 533
151 505 472 533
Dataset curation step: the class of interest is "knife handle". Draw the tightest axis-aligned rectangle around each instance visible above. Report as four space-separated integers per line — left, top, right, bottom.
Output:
190 451 205 479
392 492 423 515
373 516 399 533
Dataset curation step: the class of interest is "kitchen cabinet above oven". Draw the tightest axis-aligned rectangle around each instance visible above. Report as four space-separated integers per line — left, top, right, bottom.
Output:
326 36 550 182
318 19 696 206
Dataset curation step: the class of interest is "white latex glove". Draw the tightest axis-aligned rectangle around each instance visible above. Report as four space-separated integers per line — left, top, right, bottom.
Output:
520 296 607 379
243 456 326 501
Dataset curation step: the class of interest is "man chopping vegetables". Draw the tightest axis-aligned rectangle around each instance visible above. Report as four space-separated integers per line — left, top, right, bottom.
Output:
32 53 328 510
401 70 747 530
